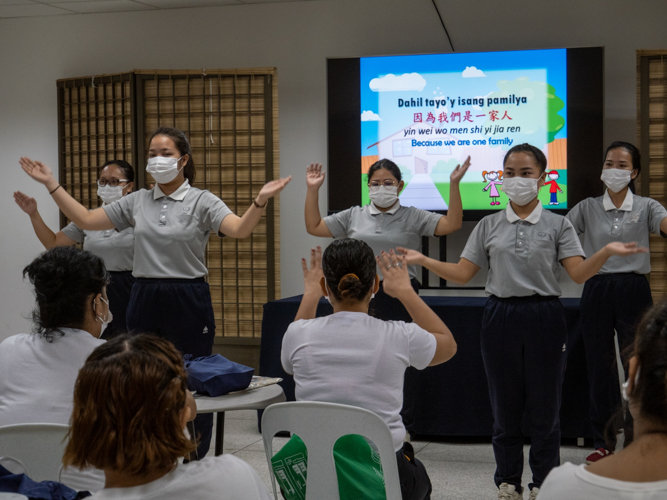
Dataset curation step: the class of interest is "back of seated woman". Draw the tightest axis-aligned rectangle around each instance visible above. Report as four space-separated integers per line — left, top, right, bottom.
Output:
0 246 109 427
281 239 458 500
63 334 272 500
539 299 667 499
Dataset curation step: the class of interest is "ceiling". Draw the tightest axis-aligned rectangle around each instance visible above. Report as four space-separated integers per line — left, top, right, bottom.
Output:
0 0 325 18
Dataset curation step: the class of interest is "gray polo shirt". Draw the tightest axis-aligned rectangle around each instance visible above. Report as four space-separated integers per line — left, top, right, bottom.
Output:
61 222 134 272
567 190 667 275
103 180 233 279
461 203 585 297
323 202 442 279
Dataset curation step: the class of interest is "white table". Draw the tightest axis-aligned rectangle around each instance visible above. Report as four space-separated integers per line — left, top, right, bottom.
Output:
195 384 286 455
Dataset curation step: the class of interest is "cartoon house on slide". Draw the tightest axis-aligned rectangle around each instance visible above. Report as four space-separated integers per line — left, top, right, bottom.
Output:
366 122 461 175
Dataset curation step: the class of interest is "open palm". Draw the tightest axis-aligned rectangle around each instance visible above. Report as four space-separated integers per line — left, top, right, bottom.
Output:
13 191 37 216
306 163 326 190
450 156 471 184
257 176 292 202
19 157 55 185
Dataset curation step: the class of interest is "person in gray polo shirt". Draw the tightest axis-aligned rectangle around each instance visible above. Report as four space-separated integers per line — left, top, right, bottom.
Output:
13 159 136 339
566 141 667 464
19 126 291 459
398 144 646 500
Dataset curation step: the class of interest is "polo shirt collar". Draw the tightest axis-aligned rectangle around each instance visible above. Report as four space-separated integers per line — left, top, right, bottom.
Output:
368 201 401 215
603 189 633 212
506 201 542 224
153 179 190 201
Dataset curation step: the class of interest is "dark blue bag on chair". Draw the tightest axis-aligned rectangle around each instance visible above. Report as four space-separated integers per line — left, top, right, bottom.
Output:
183 354 254 397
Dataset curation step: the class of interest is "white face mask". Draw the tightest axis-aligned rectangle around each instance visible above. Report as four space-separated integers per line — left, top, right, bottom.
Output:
621 366 640 402
502 177 539 206
369 185 399 208
601 169 632 193
97 184 127 204
95 297 113 338
146 156 184 184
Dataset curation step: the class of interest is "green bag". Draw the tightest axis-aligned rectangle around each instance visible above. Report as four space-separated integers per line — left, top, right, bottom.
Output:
270 433 386 500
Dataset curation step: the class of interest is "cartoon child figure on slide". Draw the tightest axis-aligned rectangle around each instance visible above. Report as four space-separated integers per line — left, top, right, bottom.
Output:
397 143 647 500
482 170 503 206
543 170 563 206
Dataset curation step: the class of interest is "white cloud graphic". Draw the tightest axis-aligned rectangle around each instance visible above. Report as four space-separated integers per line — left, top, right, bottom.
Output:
361 110 381 121
462 66 486 78
369 73 427 92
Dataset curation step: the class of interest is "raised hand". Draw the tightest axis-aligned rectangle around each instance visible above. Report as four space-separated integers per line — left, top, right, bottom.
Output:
606 242 648 257
396 246 426 266
377 250 413 299
19 157 56 186
306 163 326 191
301 246 324 297
256 176 292 204
450 156 471 184
13 191 38 216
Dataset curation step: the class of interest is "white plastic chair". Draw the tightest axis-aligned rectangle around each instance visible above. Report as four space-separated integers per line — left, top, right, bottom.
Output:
261 401 402 500
0 423 69 482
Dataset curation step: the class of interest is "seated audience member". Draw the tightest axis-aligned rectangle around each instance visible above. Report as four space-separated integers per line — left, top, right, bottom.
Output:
63 334 272 500
0 246 110 426
281 240 458 500
539 300 667 499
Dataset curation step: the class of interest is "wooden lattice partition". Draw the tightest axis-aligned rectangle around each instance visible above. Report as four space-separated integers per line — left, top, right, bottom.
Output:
638 51 667 299
56 69 280 343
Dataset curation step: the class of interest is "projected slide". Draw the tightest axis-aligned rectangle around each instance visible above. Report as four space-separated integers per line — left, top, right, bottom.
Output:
360 49 567 211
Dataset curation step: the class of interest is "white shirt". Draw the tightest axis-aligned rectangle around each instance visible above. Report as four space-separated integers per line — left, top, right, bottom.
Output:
281 312 437 451
0 328 105 426
0 328 106 492
539 462 667 500
89 455 272 500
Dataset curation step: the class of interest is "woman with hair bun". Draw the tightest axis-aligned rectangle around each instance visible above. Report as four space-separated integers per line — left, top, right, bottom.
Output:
566 141 667 463
0 246 110 490
14 159 136 338
63 333 271 500
281 239 458 500
19 126 292 457
539 299 667 499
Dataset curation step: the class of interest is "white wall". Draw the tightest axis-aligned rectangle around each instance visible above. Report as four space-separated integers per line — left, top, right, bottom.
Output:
1 0 666 341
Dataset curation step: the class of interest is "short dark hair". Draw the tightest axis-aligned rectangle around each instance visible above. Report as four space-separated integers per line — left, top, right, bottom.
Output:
23 247 110 341
503 143 547 173
605 141 641 193
63 334 195 475
149 127 196 185
367 159 402 183
322 239 376 302
99 159 135 183
629 299 667 426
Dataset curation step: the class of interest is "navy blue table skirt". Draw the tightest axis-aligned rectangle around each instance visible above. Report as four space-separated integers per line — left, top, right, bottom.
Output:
259 295 593 439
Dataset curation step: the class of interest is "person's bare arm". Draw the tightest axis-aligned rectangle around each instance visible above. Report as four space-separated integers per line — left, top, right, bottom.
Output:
219 177 292 238
14 191 77 249
434 156 470 236
19 158 115 230
397 247 480 285
561 242 648 284
304 163 334 237
294 247 324 321
379 250 457 366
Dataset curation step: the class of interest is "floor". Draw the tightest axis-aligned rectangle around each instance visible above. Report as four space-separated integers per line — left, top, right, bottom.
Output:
208 410 611 499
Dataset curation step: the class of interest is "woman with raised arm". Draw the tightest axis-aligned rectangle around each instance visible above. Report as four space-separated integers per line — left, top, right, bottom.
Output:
566 141 667 463
539 299 667 499
398 144 647 500
281 240 457 500
19 126 291 457
304 158 469 321
14 159 136 338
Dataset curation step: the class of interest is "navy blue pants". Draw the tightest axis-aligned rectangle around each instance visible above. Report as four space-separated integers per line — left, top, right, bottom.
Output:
370 279 420 434
580 273 652 450
126 277 216 459
103 271 136 340
481 296 568 492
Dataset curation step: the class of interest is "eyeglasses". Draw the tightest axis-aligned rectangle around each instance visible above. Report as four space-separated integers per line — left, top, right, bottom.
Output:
97 179 128 187
368 180 398 190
